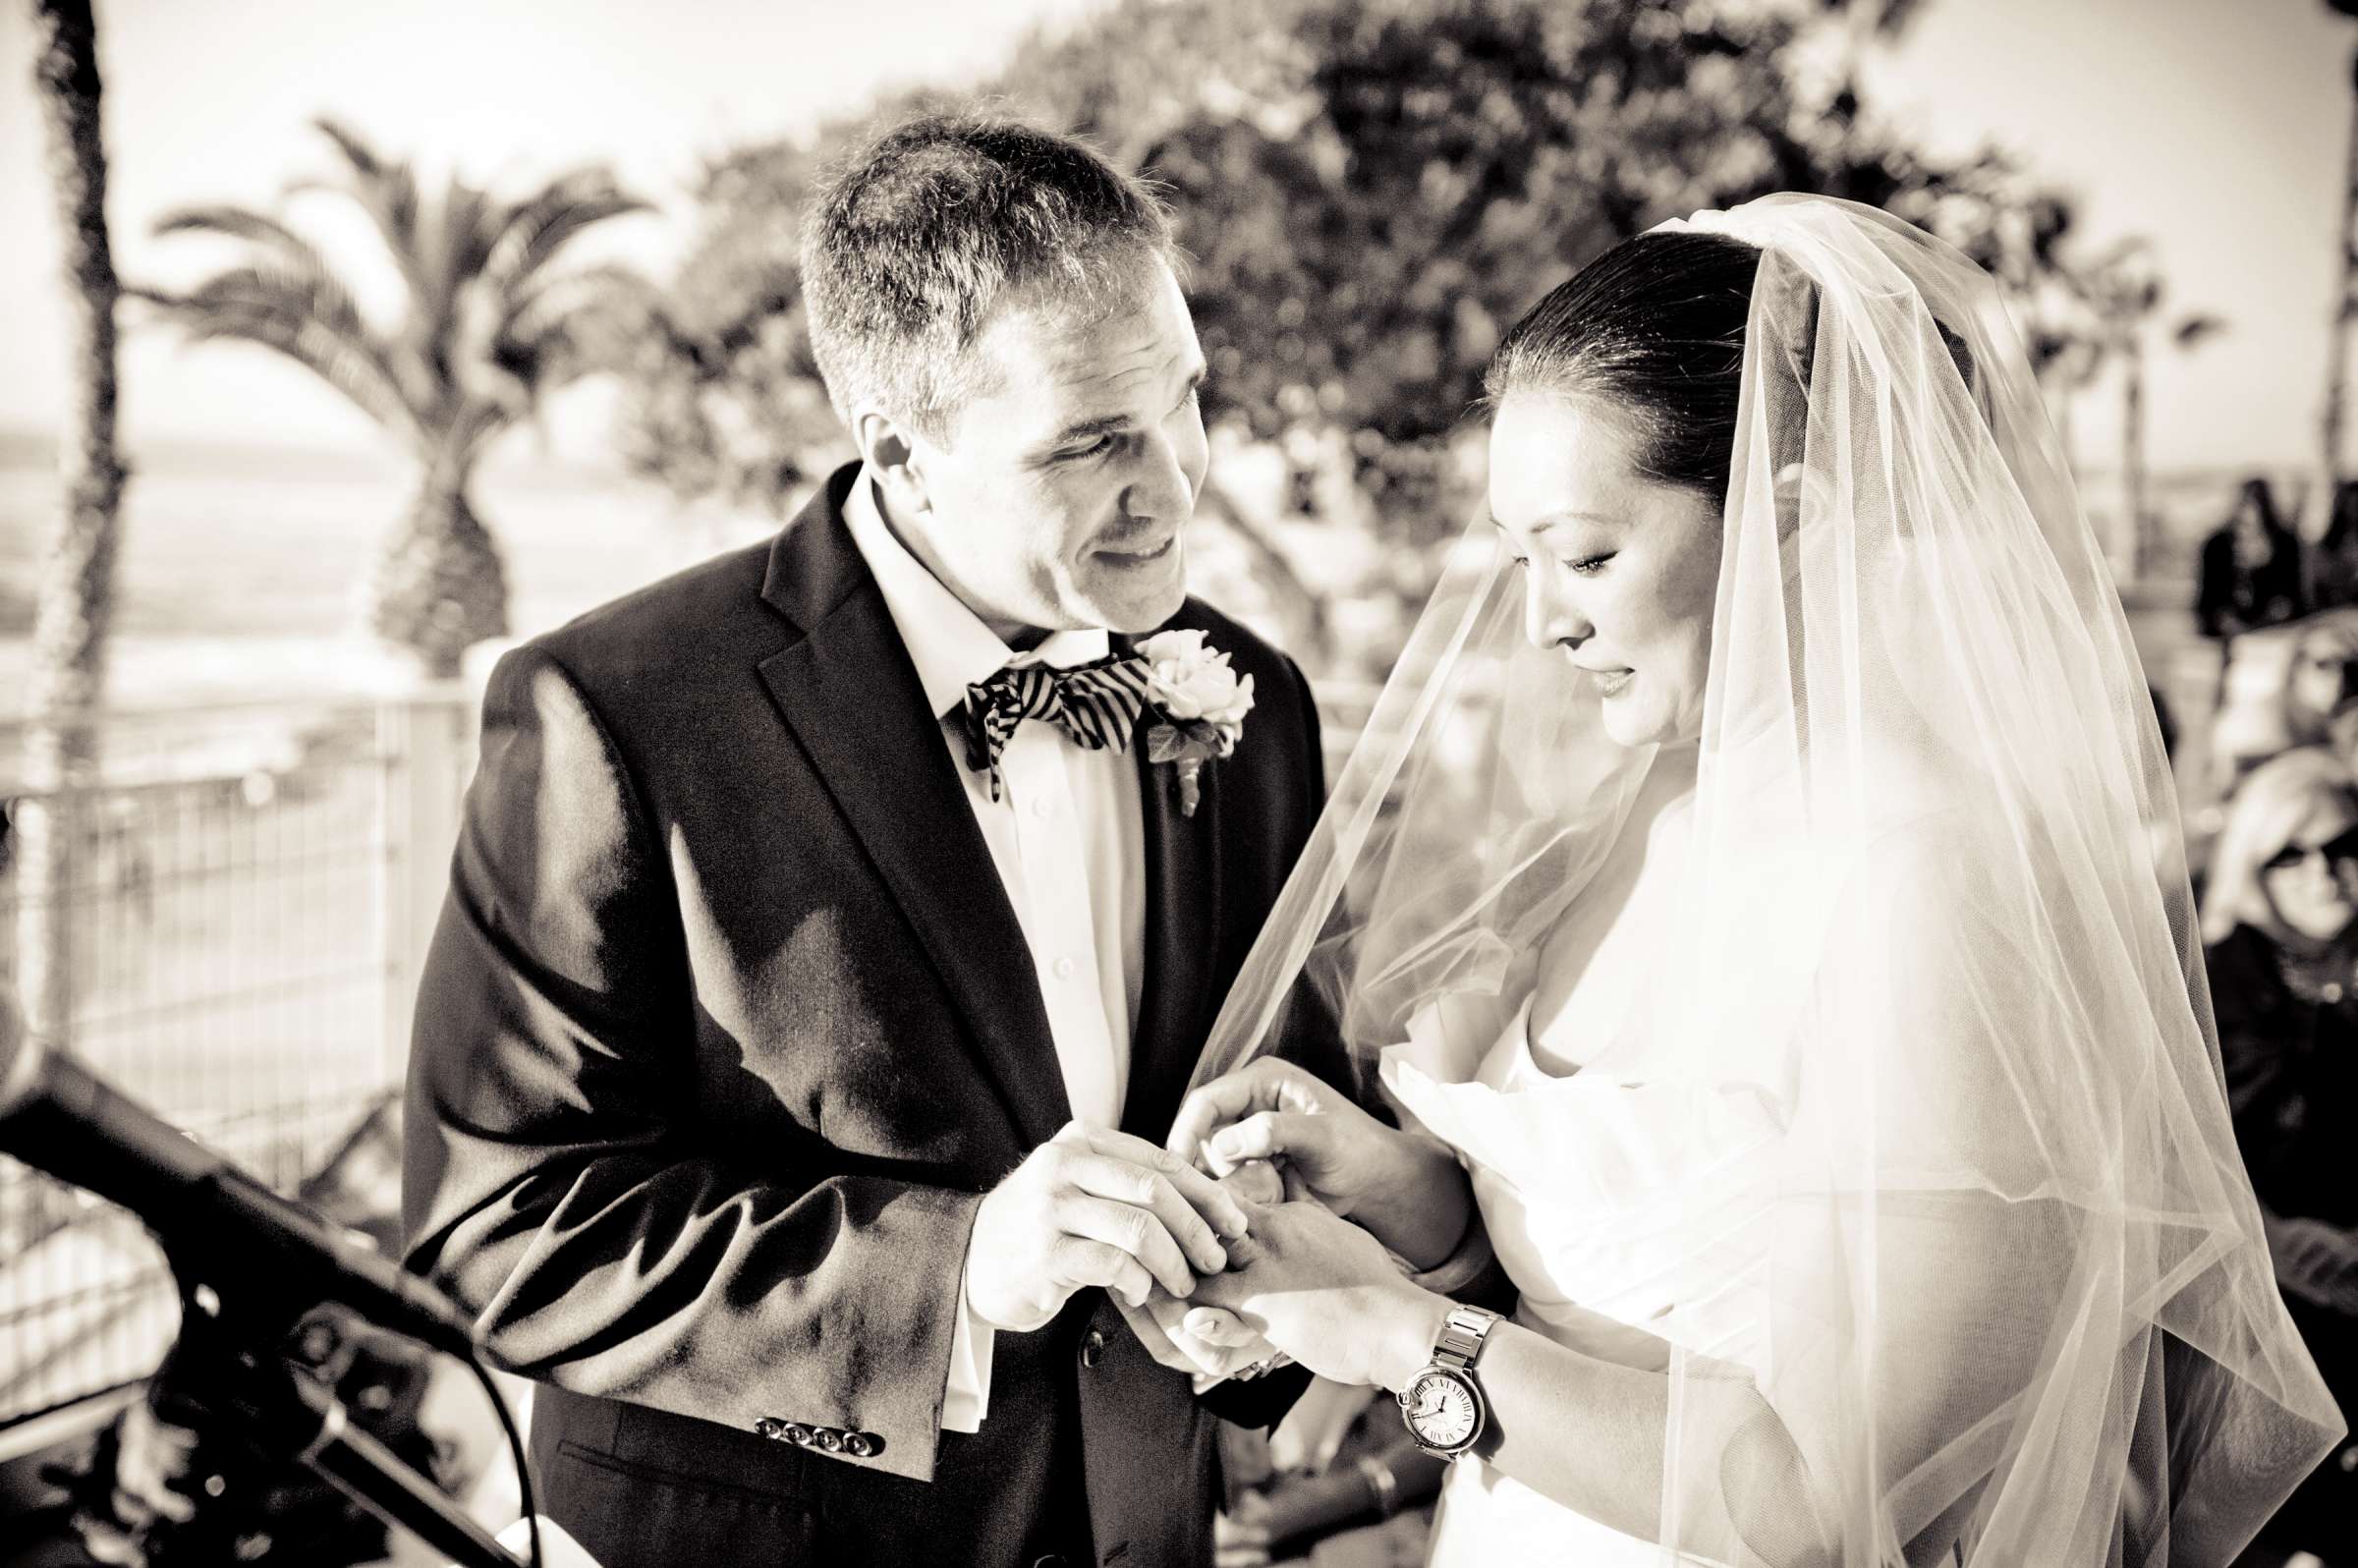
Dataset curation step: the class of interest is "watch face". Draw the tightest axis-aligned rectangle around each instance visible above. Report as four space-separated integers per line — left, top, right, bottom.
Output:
1405 1370 1481 1450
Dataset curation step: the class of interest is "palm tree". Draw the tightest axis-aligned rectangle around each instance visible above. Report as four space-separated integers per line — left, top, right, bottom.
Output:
2067 239 2226 581
2324 2 2358 502
139 120 651 677
18 0 131 1044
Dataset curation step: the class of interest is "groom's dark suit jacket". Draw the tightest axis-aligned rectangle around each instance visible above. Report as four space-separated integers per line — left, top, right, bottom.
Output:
402 465 1340 1568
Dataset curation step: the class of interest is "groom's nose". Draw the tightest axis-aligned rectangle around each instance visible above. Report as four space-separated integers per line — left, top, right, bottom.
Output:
1120 426 1204 528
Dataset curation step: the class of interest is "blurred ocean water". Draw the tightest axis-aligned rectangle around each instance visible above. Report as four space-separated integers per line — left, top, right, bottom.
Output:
0 434 768 721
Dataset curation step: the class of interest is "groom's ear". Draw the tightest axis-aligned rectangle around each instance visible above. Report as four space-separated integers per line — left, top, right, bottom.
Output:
853 407 935 521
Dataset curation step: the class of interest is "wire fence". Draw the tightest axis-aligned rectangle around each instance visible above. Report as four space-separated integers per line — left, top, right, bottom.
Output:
0 693 475 1430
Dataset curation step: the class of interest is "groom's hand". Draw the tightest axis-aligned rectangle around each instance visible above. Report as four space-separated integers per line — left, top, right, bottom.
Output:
1171 1059 1472 1271
1113 1157 1287 1378
967 1121 1251 1333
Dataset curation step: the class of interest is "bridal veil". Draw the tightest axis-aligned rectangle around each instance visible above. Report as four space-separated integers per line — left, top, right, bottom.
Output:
1191 196 2342 1563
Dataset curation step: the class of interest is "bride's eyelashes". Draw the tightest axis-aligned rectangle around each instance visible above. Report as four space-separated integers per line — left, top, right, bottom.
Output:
1507 551 1614 576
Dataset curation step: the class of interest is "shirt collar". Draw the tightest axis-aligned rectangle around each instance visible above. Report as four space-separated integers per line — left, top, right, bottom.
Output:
841 465 1111 721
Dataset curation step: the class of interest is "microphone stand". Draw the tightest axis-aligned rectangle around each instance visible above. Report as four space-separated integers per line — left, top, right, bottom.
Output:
160 1275 528 1568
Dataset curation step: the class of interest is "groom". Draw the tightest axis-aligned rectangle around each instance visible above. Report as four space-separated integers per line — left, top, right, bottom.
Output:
401 111 1340 1568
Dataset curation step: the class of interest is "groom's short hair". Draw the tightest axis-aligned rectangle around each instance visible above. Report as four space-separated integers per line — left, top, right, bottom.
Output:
801 109 1179 439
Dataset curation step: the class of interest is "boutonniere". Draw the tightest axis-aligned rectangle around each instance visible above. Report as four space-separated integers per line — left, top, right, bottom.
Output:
1138 629 1255 817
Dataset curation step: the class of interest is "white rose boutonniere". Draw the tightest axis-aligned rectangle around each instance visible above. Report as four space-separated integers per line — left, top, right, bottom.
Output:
1138 629 1255 817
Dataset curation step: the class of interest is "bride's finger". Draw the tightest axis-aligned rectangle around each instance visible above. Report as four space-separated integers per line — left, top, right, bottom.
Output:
1183 1307 1260 1347
1168 1059 1312 1166
1216 1158 1284 1206
1206 1110 1329 1170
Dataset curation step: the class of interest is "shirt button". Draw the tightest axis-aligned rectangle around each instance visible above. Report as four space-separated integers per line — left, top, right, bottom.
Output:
1031 795 1054 818
1053 956 1077 980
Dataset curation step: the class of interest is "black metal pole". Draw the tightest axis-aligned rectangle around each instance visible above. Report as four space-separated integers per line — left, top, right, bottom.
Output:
224 1355 526 1568
146 1296 530 1568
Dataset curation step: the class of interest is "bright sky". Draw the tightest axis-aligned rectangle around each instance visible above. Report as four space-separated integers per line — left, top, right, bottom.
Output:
0 0 2347 473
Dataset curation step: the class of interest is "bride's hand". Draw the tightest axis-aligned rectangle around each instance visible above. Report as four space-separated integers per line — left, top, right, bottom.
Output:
1116 1159 1290 1377
1169 1058 1471 1269
1183 1200 1445 1392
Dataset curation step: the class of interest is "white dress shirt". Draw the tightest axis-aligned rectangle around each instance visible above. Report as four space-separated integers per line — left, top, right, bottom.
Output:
841 469 1148 1431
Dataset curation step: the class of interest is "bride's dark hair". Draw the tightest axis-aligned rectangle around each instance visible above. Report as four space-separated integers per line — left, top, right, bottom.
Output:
1488 229 1983 500
1484 231 1760 498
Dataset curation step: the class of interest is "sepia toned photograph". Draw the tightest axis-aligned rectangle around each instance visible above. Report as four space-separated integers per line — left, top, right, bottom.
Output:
1 1 2353 1563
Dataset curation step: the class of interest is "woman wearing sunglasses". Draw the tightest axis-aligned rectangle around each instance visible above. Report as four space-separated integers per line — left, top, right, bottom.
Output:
2202 745 2358 1564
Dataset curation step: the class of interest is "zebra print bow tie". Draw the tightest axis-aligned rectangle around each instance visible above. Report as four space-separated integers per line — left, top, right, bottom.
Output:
959 652 1152 802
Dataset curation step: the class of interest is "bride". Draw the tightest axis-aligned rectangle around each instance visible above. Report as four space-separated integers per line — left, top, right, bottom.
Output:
1163 196 2343 1564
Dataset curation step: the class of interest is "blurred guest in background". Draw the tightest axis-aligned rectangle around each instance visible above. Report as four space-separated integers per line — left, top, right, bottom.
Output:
2281 617 2358 764
2201 747 2358 1562
2199 477 2305 640
2308 480 2358 614
1215 1379 1446 1567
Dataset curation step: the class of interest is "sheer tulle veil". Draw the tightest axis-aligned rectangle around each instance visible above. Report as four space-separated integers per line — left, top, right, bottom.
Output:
1191 196 2342 1562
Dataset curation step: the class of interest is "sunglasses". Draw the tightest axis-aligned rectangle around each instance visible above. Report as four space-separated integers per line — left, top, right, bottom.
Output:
2262 825 2358 875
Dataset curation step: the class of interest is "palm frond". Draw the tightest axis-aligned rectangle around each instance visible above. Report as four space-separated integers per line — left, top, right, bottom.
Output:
482 167 653 300
142 263 422 445
442 392 521 474
146 202 393 372
439 174 502 301
498 262 657 351
304 118 429 302
152 204 334 274
498 317 599 399
403 172 501 400
144 199 429 429
2173 313 2228 351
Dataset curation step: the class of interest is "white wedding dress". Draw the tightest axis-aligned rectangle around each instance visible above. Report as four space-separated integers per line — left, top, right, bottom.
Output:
1382 992 1787 1566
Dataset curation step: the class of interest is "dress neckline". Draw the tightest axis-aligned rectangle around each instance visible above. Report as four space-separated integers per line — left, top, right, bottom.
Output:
1490 992 1590 1090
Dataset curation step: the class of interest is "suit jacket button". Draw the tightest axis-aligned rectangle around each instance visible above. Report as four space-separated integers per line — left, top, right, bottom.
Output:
754 1418 784 1439
1032 1557 1068 1568
782 1424 813 1446
816 1428 844 1452
843 1431 876 1458
1081 1329 1106 1369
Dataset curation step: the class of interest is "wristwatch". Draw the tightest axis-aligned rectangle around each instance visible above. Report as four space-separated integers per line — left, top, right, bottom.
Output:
1396 1304 1500 1458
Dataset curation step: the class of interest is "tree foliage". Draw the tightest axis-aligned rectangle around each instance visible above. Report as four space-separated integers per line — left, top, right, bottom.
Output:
620 0 2081 570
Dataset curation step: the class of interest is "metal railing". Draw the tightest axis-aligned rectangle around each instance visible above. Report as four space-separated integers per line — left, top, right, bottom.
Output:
0 691 476 1429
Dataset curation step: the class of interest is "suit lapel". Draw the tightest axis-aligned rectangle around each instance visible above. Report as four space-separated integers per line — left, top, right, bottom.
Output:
756 474 1072 1148
1120 662 1225 1144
